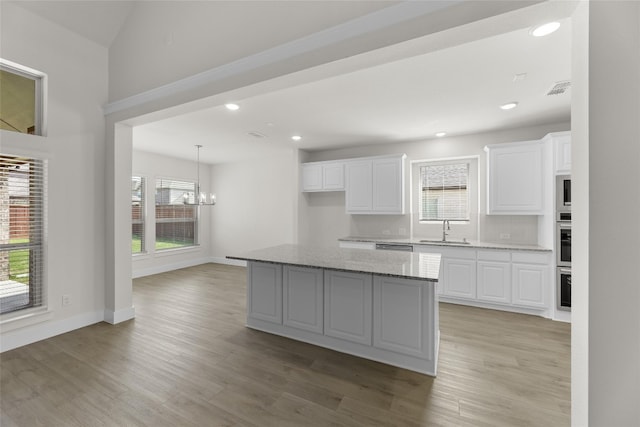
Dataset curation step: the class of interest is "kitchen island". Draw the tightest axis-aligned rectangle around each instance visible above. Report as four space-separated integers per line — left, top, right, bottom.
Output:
227 244 442 376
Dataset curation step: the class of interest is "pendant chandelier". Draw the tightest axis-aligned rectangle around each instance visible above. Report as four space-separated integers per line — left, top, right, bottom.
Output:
183 144 216 206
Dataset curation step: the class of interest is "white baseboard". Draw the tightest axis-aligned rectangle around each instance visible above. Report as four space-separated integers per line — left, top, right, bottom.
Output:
104 306 136 325
0 310 104 353
132 257 213 278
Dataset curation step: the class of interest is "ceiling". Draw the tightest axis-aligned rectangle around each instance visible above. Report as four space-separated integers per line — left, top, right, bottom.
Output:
8 1 572 166
134 18 571 164
11 0 134 47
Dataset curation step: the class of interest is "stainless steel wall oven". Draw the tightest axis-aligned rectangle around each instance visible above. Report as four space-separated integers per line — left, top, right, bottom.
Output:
557 267 572 311
556 175 571 311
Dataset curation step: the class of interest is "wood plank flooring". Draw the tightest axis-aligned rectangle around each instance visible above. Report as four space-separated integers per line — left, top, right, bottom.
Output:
1 263 570 426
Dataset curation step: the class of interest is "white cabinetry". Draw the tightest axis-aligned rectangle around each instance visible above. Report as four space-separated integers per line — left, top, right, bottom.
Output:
301 161 344 192
442 256 476 300
550 131 571 175
485 140 545 215
477 251 511 304
283 266 323 334
324 270 372 345
345 160 372 211
511 252 549 309
247 262 282 324
345 154 405 214
414 244 551 316
373 276 436 359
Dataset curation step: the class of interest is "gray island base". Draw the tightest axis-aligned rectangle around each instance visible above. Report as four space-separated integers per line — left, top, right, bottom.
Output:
227 244 442 376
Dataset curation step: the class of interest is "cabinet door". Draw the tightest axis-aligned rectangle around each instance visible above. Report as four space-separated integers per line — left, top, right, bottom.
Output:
512 263 547 308
322 162 344 191
554 133 572 175
345 160 373 212
372 157 404 214
301 164 322 192
283 266 323 334
486 141 544 214
373 276 435 359
443 258 476 299
324 270 372 345
477 261 511 304
247 262 282 323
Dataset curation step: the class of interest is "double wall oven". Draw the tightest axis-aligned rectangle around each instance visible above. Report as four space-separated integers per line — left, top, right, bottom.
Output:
556 175 571 311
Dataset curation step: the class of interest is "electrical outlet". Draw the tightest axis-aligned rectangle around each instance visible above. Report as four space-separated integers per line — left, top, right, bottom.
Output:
62 294 71 306
500 233 511 240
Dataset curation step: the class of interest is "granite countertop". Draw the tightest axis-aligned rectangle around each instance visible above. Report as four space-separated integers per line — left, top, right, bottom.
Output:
339 236 552 252
227 244 441 282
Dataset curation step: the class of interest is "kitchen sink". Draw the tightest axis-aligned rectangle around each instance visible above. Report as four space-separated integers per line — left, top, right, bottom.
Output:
419 239 471 245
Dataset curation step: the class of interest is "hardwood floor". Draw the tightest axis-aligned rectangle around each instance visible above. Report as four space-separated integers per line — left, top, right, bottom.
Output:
1 263 570 426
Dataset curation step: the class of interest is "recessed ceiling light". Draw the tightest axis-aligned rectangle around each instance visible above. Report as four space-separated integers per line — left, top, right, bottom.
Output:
225 103 239 111
500 102 519 110
530 22 560 37
291 135 302 141
435 132 447 137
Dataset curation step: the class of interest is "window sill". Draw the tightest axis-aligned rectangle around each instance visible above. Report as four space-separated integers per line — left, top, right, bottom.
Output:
154 245 201 257
0 306 53 333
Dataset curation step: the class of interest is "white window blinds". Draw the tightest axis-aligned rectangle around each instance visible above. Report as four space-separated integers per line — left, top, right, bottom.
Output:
155 178 197 250
420 162 469 221
132 176 145 254
0 154 45 314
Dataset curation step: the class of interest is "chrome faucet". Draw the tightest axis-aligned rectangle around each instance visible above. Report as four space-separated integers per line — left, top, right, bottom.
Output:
442 220 450 242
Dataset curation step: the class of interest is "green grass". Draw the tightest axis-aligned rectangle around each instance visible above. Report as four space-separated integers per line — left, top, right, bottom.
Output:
132 236 194 253
8 238 30 284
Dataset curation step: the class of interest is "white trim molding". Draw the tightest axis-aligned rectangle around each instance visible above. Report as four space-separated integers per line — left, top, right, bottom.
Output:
103 306 136 325
103 1 462 115
0 310 104 352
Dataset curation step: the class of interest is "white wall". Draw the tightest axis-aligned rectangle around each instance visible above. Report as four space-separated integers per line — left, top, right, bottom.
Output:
577 2 640 425
300 121 569 247
209 145 299 261
131 149 213 278
0 3 108 350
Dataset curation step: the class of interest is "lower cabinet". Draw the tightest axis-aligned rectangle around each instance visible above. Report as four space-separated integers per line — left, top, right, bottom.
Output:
442 258 476 299
324 270 372 345
477 251 511 304
247 262 283 324
283 266 323 334
373 276 435 359
511 251 549 308
512 263 548 308
415 245 551 314
245 261 439 375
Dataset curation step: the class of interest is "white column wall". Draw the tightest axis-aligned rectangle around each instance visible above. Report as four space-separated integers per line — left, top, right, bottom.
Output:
582 2 640 425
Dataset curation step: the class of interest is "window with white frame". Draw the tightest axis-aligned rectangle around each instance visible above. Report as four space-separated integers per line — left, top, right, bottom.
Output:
155 178 198 250
419 162 470 222
131 176 145 254
0 154 45 315
0 59 45 136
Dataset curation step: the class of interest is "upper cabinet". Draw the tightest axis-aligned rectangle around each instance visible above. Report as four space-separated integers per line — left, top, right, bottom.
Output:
485 140 545 215
548 131 572 175
345 154 406 215
301 160 344 192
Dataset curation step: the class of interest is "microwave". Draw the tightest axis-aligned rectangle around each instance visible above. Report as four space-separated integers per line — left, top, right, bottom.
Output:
556 175 571 212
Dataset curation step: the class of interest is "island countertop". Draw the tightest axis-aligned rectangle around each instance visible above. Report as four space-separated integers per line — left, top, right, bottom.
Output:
227 244 441 281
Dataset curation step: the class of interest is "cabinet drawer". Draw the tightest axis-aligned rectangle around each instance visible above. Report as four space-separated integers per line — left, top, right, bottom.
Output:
477 250 510 262
512 251 550 264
